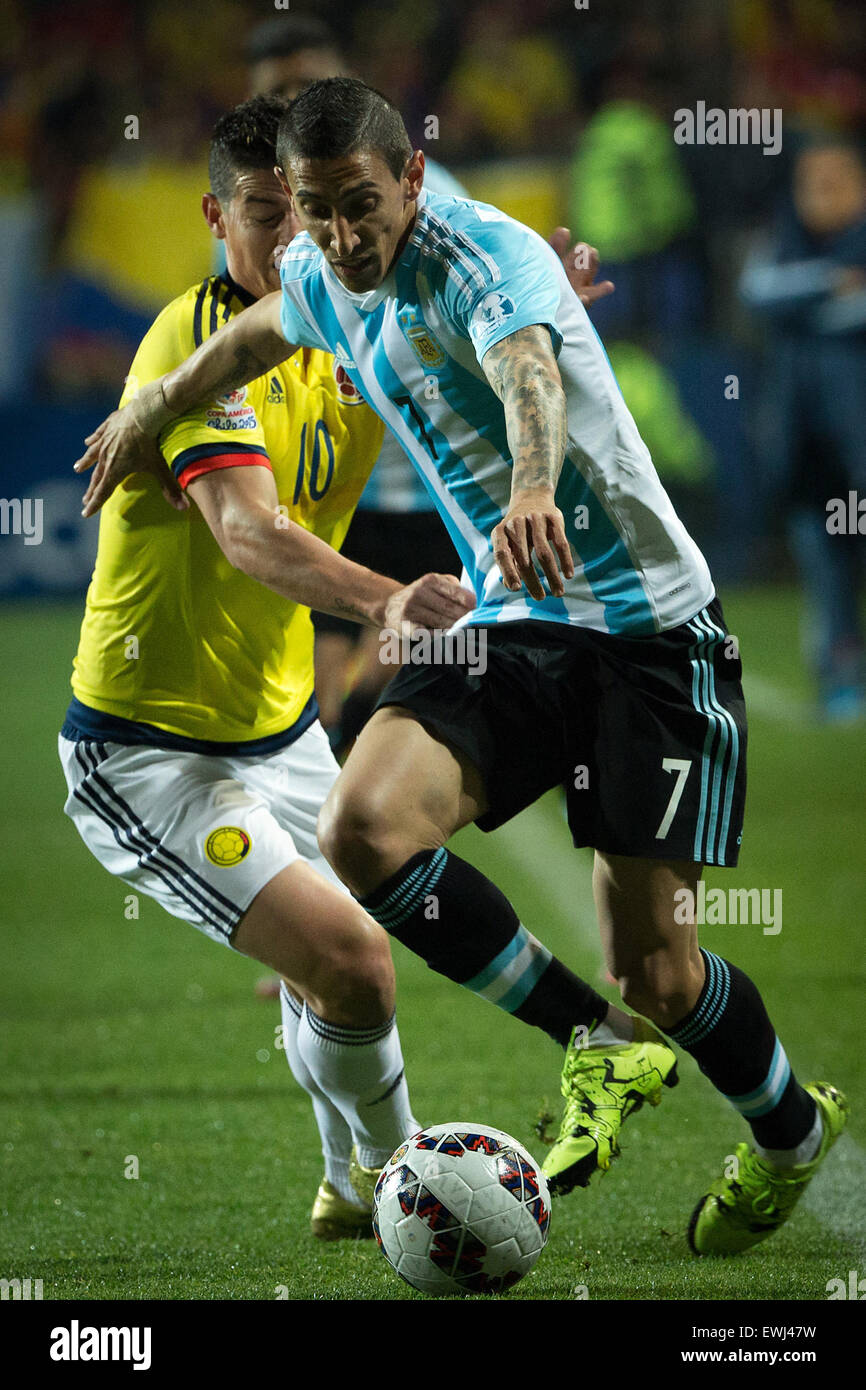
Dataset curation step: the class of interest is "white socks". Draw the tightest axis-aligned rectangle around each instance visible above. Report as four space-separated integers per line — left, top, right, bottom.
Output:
296 1001 419 1169
279 984 357 1205
590 1007 635 1048
756 1107 824 1169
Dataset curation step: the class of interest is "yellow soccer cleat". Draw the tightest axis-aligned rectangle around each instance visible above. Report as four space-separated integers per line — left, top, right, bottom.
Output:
542 1017 679 1195
687 1082 849 1255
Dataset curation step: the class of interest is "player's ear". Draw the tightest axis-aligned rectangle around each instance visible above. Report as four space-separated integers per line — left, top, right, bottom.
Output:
274 165 293 199
202 193 226 240
404 150 425 202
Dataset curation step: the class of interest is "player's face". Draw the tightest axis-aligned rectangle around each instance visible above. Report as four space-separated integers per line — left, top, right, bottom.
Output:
280 150 424 293
208 169 300 299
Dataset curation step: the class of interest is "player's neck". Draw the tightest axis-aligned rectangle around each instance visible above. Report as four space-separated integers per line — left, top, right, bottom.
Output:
221 264 260 306
387 203 418 275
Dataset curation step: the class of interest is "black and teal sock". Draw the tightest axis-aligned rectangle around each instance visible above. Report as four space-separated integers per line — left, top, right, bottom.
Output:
359 847 608 1048
665 948 817 1150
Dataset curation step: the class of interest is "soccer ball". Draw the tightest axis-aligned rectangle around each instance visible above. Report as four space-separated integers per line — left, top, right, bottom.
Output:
372 1123 551 1296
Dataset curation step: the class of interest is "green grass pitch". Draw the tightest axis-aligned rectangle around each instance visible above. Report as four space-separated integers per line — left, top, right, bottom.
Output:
1 589 864 1301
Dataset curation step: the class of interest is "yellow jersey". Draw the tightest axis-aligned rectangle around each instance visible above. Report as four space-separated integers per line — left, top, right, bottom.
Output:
67 271 384 752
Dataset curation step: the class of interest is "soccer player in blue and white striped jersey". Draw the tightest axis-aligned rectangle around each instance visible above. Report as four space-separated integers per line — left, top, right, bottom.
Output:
241 12 467 756
77 79 847 1256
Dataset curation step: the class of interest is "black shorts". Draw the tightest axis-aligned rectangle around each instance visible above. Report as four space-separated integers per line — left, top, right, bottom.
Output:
312 509 461 638
375 599 747 867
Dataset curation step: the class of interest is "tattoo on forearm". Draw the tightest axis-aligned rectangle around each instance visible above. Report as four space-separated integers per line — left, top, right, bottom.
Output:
483 326 567 491
165 342 276 415
210 345 273 395
331 596 367 622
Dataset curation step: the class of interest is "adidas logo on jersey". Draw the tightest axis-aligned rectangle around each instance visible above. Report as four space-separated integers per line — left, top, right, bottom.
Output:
267 376 284 404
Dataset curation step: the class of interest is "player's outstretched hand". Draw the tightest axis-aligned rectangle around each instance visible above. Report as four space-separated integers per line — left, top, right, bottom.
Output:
493 488 575 601
74 407 188 517
383 573 476 634
549 229 614 309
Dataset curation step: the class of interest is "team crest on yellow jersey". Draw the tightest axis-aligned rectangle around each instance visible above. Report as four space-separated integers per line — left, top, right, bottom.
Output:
205 826 251 867
333 360 364 405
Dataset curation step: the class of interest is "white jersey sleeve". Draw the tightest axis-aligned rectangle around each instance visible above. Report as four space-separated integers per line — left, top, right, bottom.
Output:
279 236 332 351
445 214 566 365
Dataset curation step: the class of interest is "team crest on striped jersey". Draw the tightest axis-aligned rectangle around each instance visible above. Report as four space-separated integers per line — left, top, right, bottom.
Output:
397 307 446 369
205 826 251 867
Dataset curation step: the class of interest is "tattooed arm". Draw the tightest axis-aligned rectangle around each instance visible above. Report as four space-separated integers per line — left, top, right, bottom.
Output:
482 324 574 600
160 293 289 418
74 292 294 516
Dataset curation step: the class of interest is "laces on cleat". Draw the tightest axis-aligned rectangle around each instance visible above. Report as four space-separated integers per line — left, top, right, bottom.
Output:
543 1024 678 1195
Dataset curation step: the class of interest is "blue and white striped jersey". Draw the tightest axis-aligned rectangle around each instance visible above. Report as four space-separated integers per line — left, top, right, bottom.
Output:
355 158 469 514
215 164 461 515
279 188 714 635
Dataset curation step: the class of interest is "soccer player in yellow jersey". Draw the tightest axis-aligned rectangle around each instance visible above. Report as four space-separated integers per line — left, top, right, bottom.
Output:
59 96 474 1240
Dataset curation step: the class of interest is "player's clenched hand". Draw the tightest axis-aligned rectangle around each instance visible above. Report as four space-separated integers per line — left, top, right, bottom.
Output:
493 488 574 601
74 407 187 517
549 229 614 310
383 573 475 634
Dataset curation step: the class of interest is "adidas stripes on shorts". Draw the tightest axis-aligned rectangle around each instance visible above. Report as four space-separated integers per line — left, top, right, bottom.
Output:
58 720 346 946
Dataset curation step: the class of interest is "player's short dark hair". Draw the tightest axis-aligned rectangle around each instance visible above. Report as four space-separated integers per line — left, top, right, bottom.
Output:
277 77 413 182
208 95 289 203
244 15 342 67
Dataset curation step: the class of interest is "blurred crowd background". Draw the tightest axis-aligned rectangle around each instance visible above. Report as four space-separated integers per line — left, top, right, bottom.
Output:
2 0 865 712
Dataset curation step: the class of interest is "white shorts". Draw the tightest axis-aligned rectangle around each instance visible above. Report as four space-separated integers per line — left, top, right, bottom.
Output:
58 721 345 947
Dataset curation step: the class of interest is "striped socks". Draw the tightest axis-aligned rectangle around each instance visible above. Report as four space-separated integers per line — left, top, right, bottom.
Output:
359 847 610 1048
278 983 357 1204
295 1002 419 1169
666 948 819 1158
